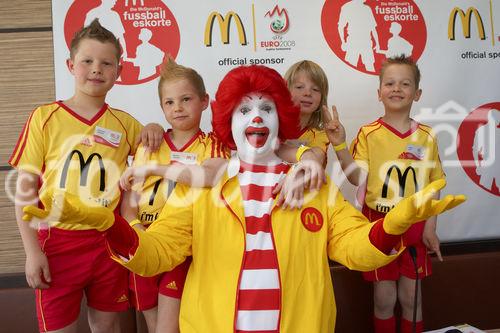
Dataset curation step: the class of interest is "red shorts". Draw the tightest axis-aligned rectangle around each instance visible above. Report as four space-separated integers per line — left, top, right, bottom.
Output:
129 273 159 311
362 205 432 282
159 257 192 298
36 228 129 332
129 257 192 310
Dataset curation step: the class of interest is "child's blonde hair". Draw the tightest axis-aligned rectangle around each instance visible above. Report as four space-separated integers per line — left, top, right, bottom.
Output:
379 54 421 89
70 19 122 62
284 60 329 130
158 57 206 102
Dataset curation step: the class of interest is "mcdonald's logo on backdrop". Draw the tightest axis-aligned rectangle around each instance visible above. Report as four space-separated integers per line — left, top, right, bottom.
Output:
59 150 106 191
381 165 419 198
204 11 248 46
448 7 486 40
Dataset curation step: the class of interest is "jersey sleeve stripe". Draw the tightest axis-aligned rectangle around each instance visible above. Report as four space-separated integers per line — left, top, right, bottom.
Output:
217 137 223 158
350 127 364 159
211 135 216 158
8 111 34 166
416 124 435 140
41 106 60 132
10 105 62 167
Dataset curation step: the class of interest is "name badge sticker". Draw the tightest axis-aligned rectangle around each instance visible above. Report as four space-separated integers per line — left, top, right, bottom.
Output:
170 151 198 165
93 126 122 148
406 144 425 160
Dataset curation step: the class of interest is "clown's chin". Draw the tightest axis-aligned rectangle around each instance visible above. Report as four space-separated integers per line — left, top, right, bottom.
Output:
246 132 269 148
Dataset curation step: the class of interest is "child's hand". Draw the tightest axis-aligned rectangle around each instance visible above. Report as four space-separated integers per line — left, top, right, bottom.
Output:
120 166 149 191
322 105 346 146
273 171 304 210
384 180 466 236
423 226 443 261
120 167 135 191
294 158 326 191
139 123 164 152
25 251 51 289
22 190 115 231
273 158 324 209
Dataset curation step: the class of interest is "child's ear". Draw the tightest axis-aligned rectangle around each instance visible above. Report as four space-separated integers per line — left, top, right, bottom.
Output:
377 88 382 101
414 88 422 102
66 58 75 74
201 94 209 111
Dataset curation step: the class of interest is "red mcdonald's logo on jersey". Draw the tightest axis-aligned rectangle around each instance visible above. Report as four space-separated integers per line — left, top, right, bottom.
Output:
301 207 324 232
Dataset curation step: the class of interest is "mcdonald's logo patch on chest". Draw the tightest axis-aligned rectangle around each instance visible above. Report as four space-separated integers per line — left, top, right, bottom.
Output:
300 207 324 232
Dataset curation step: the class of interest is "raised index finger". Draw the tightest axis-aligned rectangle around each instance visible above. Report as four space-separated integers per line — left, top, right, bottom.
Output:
322 105 332 122
331 105 340 121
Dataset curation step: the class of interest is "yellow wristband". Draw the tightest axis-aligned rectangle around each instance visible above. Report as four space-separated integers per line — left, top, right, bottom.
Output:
129 219 142 227
333 142 347 152
295 145 311 161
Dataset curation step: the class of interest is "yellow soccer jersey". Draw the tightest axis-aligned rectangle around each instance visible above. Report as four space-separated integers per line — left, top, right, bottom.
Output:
134 130 229 226
10 101 143 230
285 127 329 153
350 118 445 213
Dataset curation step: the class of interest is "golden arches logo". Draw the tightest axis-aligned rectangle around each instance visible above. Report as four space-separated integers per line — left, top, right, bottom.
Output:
304 213 320 226
448 7 486 40
60 150 106 191
381 165 418 199
300 207 323 232
204 11 248 46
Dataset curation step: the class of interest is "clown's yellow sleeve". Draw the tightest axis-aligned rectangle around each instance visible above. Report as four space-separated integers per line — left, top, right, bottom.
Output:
325 181 403 271
114 183 195 276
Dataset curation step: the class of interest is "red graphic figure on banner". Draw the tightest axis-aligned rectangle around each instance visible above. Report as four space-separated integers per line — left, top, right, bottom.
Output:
322 0 426 75
65 0 180 85
338 0 380 72
126 28 165 80
457 103 500 196
85 0 128 59
381 22 414 58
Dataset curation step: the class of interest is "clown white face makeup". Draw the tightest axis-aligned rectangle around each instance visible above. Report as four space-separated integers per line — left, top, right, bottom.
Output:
231 93 280 164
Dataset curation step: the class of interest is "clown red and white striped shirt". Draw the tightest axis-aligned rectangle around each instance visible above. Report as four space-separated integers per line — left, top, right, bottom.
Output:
236 161 290 333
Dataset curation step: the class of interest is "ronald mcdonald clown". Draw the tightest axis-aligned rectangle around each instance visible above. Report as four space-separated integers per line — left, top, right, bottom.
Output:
23 65 465 332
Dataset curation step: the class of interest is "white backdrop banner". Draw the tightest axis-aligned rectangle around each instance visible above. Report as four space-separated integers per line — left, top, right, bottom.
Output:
51 0 500 242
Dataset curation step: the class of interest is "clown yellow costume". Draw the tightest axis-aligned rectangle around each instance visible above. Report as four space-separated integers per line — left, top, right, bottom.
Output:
117 165 402 332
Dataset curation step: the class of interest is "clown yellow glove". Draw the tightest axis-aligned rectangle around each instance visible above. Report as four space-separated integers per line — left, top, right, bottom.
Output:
383 179 466 235
22 190 115 232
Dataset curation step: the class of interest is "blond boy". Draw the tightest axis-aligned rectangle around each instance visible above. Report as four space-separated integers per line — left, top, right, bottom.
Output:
324 55 444 333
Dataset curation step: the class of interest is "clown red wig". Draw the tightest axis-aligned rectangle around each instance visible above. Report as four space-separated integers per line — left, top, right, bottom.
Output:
211 65 300 149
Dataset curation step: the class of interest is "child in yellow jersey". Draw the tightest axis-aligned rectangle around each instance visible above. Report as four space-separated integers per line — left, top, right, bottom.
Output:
120 58 228 333
10 20 163 333
323 55 445 333
283 60 330 164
